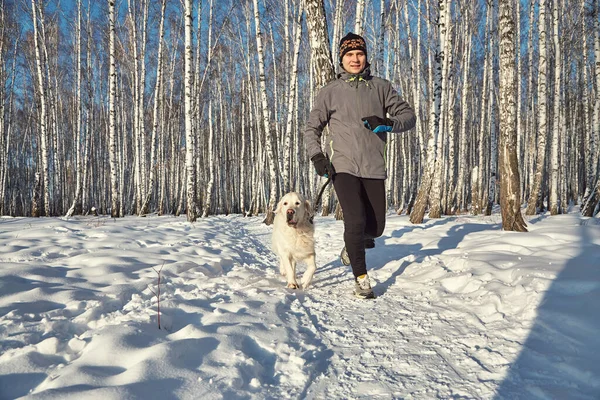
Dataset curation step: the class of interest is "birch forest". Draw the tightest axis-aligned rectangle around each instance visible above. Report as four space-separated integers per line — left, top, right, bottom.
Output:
1 0 600 225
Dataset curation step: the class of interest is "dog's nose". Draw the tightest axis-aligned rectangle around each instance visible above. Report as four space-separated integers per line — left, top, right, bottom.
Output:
286 209 295 220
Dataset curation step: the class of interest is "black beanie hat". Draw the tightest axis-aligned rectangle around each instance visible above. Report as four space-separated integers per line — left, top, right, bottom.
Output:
339 32 367 62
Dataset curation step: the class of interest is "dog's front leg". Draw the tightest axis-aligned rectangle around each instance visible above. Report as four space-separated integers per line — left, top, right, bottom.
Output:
279 258 286 277
283 256 299 289
301 254 317 289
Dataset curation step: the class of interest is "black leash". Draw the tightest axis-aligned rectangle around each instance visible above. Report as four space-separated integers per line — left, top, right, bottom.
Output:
309 176 332 224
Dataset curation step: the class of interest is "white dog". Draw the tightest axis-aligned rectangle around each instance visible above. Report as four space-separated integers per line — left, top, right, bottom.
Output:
272 192 317 289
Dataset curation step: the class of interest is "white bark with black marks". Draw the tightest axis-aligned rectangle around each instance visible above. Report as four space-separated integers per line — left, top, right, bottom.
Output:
498 0 527 231
184 0 197 222
526 0 549 215
253 0 279 225
411 0 449 224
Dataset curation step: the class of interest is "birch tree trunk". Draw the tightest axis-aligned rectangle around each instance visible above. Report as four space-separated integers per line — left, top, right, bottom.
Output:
0 2 11 215
550 0 561 215
402 0 424 170
410 0 449 224
415 0 425 171
305 0 336 216
39 4 60 214
282 4 303 193
522 0 534 201
498 0 527 232
184 0 198 222
486 53 497 216
582 0 600 216
430 1 453 218
526 0 549 215
0 8 3 215
128 0 142 213
331 0 344 60
580 0 591 206
253 0 279 225
354 0 365 36
202 99 215 218
108 0 120 217
139 0 166 216
30 0 50 217
305 0 335 93
456 5 472 213
443 23 457 215
240 81 247 215
516 0 523 172
66 0 84 217
525 0 537 202
473 3 493 216
376 0 385 75
559 17 568 210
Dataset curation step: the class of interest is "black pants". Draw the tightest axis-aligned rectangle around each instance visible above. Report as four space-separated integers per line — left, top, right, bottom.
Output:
333 173 386 277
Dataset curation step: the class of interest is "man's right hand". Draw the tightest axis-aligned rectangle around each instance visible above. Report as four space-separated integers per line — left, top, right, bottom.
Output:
311 153 335 178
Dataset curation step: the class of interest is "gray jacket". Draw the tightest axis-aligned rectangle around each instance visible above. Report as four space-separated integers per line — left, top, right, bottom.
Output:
304 67 416 179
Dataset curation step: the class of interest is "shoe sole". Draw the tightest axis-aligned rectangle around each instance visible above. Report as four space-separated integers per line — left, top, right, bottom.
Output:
354 292 376 299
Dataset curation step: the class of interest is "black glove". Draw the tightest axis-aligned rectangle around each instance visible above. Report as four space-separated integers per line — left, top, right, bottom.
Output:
362 115 394 133
311 153 335 178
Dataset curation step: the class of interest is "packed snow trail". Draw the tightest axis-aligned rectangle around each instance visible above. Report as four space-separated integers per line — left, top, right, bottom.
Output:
0 213 599 399
242 215 504 399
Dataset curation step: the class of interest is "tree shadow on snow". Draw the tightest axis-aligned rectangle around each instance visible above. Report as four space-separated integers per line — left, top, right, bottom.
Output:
493 221 600 399
315 217 457 276
0 372 46 400
370 221 501 296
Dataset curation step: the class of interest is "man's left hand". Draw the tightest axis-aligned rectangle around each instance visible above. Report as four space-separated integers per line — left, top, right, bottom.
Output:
362 116 393 133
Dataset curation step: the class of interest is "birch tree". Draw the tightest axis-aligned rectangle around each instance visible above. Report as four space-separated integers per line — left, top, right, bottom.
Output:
582 0 600 216
252 0 279 225
331 0 344 59
354 0 366 36
472 3 493 215
429 0 452 218
524 0 537 201
0 1 8 215
305 0 335 99
410 0 450 224
282 2 303 193
30 0 50 216
305 0 336 215
516 0 523 171
0 10 3 213
38 4 62 214
549 0 561 215
1 2 18 216
184 0 197 222
202 99 215 218
108 0 120 217
498 0 527 231
526 0 549 215
139 0 167 216
66 0 84 217
486 40 498 217
376 0 385 75
456 1 473 213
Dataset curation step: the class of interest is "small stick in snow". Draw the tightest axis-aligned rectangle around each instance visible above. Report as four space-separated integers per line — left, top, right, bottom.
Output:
148 262 165 329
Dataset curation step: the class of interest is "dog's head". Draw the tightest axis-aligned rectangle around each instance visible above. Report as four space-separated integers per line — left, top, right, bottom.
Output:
275 192 313 228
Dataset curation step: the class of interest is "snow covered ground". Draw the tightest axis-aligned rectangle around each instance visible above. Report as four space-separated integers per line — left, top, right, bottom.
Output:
0 210 599 399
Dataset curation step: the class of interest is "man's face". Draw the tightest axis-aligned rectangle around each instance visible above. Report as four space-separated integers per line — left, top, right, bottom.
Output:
341 50 366 74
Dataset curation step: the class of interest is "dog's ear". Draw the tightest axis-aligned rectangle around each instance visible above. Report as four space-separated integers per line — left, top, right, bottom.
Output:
304 199 313 219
